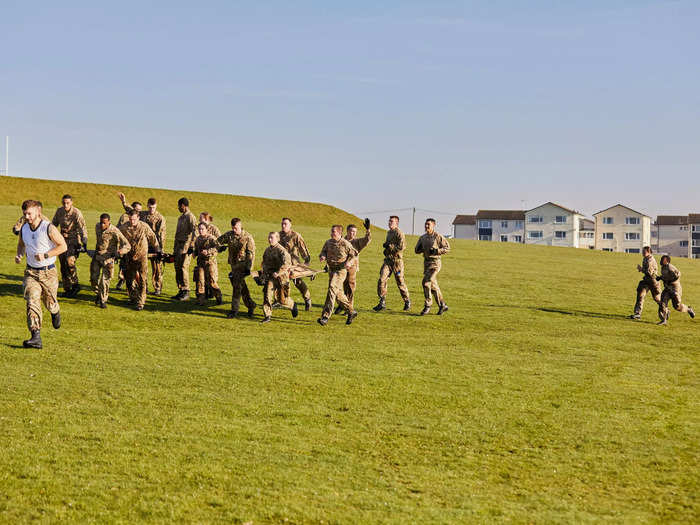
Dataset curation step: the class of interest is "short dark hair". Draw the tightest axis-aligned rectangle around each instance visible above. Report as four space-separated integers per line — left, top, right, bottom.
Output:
21 199 31 211
128 208 140 217
147 197 157 206
62 194 72 201
389 215 399 222
661 255 671 264
231 217 241 227
426 218 436 224
332 224 343 232
197 222 208 229
178 197 189 207
347 224 357 231
200 212 213 222
643 246 652 254
281 217 292 223
100 213 111 221
132 201 142 209
24 199 42 210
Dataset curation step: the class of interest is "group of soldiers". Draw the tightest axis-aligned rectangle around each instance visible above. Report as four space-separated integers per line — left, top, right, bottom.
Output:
13 195 452 348
631 245 695 325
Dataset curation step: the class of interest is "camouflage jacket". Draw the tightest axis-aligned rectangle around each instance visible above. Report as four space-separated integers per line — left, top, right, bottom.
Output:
94 223 130 263
120 221 159 261
346 230 371 271
320 238 357 270
279 230 310 265
262 244 291 279
640 254 658 281
123 204 166 247
52 206 88 243
382 228 406 262
415 232 450 262
195 234 219 265
217 230 255 269
174 210 197 252
660 263 682 293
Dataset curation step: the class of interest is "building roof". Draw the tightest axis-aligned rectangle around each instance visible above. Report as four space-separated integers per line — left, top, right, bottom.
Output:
475 210 525 220
526 201 580 215
593 203 650 218
689 214 700 223
452 214 476 225
656 215 688 226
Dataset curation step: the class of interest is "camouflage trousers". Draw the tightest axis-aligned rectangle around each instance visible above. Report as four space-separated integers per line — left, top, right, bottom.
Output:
634 277 661 315
229 263 255 313
291 277 311 301
58 241 80 290
173 242 192 291
322 268 352 319
196 259 221 299
422 259 443 307
659 287 687 321
90 257 115 304
262 277 294 317
377 259 409 301
342 265 357 309
23 266 59 332
150 258 164 293
124 257 148 308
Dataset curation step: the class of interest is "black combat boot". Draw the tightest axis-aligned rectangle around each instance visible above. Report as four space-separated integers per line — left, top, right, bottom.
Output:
437 303 449 315
261 316 271 324
172 289 183 299
373 298 386 312
628 313 641 320
346 311 358 325
334 305 344 315
305 298 312 311
178 290 190 301
23 330 42 349
116 278 125 290
403 299 411 311
51 311 61 329
248 304 256 318
688 307 695 319
99 301 107 309
291 303 299 318
227 310 238 319
317 317 328 326
215 291 223 305
420 305 430 316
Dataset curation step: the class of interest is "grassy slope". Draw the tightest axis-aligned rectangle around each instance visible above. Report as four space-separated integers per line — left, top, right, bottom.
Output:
0 176 361 227
0 200 698 523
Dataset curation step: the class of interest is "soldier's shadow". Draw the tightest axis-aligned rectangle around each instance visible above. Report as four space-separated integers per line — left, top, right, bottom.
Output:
486 303 634 321
0 273 24 297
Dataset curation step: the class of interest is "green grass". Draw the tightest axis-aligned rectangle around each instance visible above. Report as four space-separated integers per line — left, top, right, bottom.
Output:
0 200 698 523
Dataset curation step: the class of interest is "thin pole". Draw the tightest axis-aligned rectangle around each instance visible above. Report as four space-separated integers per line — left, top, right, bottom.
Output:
412 207 416 235
4 136 7 176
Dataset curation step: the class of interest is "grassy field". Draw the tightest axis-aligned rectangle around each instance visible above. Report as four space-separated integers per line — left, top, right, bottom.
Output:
0 196 698 523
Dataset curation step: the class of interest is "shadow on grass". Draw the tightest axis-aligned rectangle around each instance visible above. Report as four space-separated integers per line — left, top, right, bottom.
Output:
485 303 638 322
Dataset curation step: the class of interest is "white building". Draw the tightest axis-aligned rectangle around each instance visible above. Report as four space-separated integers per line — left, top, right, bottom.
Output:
594 204 651 253
579 218 595 249
655 216 689 258
452 215 477 239
524 202 583 248
475 210 525 243
689 214 700 259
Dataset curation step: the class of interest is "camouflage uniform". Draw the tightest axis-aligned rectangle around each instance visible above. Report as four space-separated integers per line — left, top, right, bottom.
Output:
377 228 410 302
194 233 222 304
120 221 159 308
173 210 197 291
634 254 661 316
658 263 686 321
344 230 371 308
123 204 167 294
51 206 88 291
319 238 358 319
415 232 450 307
192 222 221 295
89 223 130 305
217 229 256 314
279 230 312 302
261 243 296 317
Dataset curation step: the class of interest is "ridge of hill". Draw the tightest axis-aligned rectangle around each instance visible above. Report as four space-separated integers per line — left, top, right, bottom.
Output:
0 175 361 227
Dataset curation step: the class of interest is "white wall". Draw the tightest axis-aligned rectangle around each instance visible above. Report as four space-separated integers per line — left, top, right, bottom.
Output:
525 204 581 247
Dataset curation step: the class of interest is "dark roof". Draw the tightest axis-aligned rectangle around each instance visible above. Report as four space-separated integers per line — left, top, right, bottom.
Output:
527 201 580 215
475 210 525 220
594 203 650 218
689 214 700 223
656 215 688 226
452 214 476 225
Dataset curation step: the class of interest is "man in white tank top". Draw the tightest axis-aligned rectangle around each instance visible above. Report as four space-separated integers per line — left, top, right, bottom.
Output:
15 200 67 349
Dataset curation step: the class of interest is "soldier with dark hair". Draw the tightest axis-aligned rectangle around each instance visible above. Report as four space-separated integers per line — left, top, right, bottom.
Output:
335 219 371 313
90 213 130 308
172 197 197 301
194 222 222 306
415 218 450 315
217 218 256 318
657 255 695 325
318 225 358 326
12 200 49 235
279 217 313 311
51 194 88 297
259 231 298 323
629 246 661 320
374 215 410 312
119 209 160 310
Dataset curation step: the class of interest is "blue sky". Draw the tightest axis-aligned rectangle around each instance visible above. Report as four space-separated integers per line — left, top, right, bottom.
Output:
2 1 698 230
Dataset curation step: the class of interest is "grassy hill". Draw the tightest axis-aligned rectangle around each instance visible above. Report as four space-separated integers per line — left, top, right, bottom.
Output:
0 175 361 227
0 183 698 522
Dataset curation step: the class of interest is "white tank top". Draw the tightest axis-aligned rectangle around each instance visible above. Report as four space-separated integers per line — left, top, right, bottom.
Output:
22 220 57 268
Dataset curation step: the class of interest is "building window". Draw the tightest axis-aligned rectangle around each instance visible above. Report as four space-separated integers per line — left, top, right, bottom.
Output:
515 221 523 228
512 235 522 243
651 231 658 238
500 235 508 242
602 248 613 252
501 221 508 228
478 220 492 228
586 232 594 238
693 225 698 232
555 231 567 239
603 217 613 224
603 232 614 240
625 217 640 225
625 248 640 253
681 226 688 231
528 231 543 239
479 234 492 241
625 232 640 241
528 216 543 223
680 240 689 247
555 216 567 223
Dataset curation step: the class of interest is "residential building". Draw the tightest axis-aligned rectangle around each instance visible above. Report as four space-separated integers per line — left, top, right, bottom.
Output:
689 214 700 259
452 215 477 239
474 210 525 242
594 204 651 253
579 218 595 249
524 202 583 248
655 216 688 257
